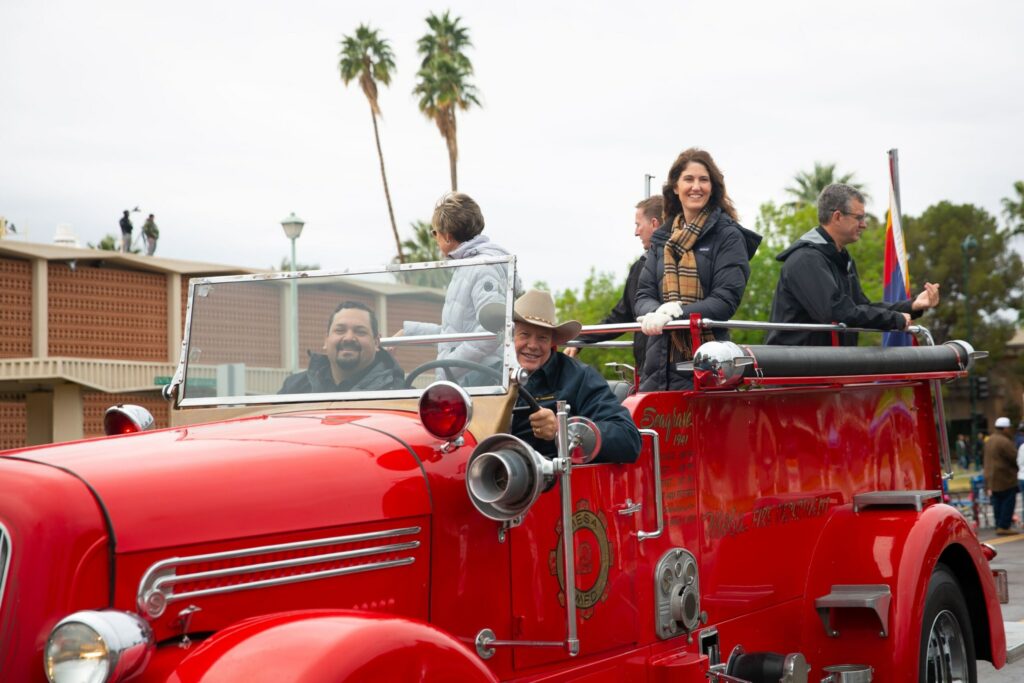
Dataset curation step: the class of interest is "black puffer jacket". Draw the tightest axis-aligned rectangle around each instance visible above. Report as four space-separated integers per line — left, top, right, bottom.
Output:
279 350 405 394
634 207 761 391
573 255 647 369
765 227 915 346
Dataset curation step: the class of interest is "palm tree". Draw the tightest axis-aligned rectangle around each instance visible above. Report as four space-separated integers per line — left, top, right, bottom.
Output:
393 220 452 289
397 220 443 263
1002 180 1024 235
339 25 404 262
414 12 480 191
785 162 867 208
417 11 472 69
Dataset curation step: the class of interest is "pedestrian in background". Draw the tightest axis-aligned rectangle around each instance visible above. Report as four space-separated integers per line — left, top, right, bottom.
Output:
955 433 969 470
983 416 1019 535
119 210 133 254
1018 435 1024 504
142 214 159 255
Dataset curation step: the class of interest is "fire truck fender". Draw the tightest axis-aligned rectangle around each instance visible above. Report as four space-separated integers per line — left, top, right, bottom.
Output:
802 503 1005 672
166 609 499 683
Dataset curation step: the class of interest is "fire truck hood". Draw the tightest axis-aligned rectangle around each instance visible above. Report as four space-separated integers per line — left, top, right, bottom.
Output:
11 410 435 552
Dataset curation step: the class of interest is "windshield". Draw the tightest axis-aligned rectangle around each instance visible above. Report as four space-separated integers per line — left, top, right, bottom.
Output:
174 256 516 407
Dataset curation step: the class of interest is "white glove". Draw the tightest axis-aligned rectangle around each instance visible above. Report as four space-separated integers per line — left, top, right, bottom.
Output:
655 301 684 319
639 311 673 335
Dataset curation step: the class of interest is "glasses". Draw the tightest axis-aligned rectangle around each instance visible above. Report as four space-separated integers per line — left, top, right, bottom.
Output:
840 211 867 223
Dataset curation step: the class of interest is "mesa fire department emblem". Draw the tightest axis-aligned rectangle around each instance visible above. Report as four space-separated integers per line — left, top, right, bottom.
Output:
548 499 612 619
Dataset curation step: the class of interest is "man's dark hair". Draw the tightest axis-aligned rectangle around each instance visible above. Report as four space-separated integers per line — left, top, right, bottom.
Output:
327 300 379 337
817 183 865 225
635 196 664 222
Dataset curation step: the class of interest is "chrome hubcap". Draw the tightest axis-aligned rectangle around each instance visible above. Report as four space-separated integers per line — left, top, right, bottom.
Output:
925 609 968 683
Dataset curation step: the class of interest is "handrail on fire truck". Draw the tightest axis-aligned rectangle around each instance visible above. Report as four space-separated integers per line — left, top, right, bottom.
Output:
569 318 986 483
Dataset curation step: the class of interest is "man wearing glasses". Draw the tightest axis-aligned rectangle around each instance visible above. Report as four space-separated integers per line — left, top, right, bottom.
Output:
765 183 940 346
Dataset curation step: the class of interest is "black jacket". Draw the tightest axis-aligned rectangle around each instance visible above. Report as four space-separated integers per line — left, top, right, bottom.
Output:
511 352 641 464
765 226 916 346
279 350 405 394
574 255 647 369
634 207 761 391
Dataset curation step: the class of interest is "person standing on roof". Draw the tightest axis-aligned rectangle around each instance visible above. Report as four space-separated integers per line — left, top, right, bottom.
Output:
984 416 1019 535
141 214 159 256
765 184 940 346
119 210 133 254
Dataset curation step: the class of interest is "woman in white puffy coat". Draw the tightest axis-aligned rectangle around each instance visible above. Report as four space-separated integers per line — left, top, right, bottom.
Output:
401 193 520 385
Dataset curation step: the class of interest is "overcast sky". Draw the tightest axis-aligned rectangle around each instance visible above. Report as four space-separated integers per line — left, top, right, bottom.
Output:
2 0 1022 292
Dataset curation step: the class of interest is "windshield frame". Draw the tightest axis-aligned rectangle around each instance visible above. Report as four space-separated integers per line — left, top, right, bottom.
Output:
171 255 517 408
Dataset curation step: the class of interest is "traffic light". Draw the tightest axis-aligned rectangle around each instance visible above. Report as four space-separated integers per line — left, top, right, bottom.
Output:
976 376 990 400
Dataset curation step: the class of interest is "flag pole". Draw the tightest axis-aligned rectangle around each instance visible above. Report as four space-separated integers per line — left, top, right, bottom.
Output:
883 149 913 346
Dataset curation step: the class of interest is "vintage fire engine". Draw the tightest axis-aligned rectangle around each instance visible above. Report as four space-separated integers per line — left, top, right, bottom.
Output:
0 256 1009 682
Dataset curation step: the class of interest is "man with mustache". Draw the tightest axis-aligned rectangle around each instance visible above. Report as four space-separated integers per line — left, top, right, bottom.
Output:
279 301 404 393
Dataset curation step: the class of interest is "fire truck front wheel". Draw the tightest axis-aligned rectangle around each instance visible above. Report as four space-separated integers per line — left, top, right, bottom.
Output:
919 563 977 683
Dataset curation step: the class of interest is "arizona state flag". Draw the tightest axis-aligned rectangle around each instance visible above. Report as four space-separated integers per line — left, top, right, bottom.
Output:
883 149 913 346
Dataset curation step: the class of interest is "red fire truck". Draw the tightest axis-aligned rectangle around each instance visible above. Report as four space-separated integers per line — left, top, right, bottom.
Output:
0 257 1009 682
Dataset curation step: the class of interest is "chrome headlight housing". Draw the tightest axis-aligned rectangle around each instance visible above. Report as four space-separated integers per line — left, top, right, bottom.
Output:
45 610 153 683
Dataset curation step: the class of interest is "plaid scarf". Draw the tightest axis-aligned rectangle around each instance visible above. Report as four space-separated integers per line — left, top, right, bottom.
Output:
662 207 716 360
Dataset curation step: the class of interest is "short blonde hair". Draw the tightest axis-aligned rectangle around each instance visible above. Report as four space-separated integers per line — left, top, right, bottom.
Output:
432 192 485 243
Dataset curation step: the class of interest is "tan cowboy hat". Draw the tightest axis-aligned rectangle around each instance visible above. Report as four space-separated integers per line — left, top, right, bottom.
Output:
479 289 582 346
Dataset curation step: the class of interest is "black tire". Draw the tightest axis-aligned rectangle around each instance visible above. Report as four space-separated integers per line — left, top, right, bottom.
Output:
919 563 977 683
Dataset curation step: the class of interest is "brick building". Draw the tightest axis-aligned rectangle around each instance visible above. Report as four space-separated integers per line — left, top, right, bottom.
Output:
0 241 255 449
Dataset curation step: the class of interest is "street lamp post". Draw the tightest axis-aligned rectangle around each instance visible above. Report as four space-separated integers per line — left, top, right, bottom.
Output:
962 234 978 462
281 212 305 373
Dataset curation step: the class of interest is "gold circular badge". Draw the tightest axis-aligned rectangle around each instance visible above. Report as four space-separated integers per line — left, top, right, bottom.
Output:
548 500 612 617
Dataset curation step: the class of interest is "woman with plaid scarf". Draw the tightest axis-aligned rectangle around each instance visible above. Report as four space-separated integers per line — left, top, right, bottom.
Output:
634 148 761 391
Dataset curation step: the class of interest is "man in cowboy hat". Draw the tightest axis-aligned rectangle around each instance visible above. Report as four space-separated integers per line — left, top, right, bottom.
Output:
497 289 641 464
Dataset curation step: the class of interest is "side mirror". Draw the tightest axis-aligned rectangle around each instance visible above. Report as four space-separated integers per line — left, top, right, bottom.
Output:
566 416 601 464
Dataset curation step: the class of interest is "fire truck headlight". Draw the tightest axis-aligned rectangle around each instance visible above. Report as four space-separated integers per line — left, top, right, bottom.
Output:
45 611 153 683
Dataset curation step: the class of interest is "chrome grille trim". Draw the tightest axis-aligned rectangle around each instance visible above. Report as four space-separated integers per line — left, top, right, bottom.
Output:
158 557 415 606
152 541 421 590
137 526 421 618
0 523 11 613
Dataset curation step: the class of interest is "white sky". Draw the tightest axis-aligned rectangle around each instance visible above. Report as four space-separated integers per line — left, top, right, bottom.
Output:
2 0 1022 291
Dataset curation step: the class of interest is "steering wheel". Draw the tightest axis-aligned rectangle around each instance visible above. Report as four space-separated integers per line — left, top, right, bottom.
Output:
511 384 543 415
403 359 503 389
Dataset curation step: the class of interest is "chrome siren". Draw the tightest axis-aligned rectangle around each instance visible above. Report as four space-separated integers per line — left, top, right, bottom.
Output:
691 341 754 389
466 434 555 521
